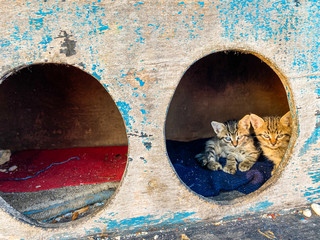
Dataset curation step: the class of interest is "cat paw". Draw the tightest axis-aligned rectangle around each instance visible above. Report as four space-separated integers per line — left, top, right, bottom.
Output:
207 161 222 171
239 162 253 172
195 153 208 166
223 165 237 175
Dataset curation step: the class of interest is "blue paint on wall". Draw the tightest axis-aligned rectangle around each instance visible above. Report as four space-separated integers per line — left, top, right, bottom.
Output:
117 101 133 130
217 0 299 42
91 211 199 233
140 109 147 115
134 1 144 6
303 155 320 202
142 140 152 151
0 40 11 48
29 17 44 30
216 0 320 73
198 2 204 7
248 200 273 212
35 8 54 16
39 35 53 45
135 77 145 87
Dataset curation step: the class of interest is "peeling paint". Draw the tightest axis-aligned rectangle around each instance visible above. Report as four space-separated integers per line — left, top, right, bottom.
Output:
56 31 76 57
143 141 152 150
93 211 199 232
116 101 134 130
248 201 274 212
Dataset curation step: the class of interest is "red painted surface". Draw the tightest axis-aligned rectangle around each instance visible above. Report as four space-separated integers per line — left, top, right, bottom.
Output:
0 146 128 192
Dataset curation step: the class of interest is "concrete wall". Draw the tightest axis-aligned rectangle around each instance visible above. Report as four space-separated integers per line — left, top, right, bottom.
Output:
0 0 319 239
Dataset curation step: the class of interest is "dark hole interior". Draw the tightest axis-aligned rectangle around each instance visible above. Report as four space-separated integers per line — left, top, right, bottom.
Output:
0 63 128 223
0 64 127 150
165 51 290 201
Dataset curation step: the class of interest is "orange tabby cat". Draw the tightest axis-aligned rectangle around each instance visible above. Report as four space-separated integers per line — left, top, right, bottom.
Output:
250 111 292 174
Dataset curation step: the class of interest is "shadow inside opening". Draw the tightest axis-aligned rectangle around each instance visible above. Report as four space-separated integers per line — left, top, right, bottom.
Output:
165 51 290 201
0 63 128 223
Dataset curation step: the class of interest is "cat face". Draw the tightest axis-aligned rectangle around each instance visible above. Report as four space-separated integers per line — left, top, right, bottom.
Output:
250 111 292 150
211 115 251 148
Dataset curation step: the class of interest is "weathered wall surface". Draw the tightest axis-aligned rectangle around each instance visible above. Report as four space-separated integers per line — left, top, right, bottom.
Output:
0 0 319 239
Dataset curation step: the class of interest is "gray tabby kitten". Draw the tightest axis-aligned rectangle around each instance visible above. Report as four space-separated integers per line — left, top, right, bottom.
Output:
195 115 261 174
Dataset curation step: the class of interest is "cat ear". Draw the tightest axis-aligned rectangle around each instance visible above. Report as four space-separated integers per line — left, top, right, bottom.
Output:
250 114 264 129
238 114 251 129
211 121 225 135
280 111 291 127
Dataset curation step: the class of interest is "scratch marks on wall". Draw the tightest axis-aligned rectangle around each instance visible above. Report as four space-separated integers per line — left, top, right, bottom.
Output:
127 131 153 138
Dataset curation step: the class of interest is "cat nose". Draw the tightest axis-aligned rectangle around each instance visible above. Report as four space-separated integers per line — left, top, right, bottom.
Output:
270 138 277 145
232 140 238 147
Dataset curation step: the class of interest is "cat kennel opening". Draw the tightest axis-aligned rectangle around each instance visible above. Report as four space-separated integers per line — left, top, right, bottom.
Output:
0 63 128 224
165 50 292 202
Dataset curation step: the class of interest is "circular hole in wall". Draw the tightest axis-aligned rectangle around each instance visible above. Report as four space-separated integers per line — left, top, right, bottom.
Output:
0 63 128 223
165 50 292 202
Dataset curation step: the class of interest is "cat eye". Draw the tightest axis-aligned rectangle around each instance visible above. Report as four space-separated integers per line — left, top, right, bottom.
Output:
263 134 270 139
224 137 232 142
277 134 284 138
236 136 244 140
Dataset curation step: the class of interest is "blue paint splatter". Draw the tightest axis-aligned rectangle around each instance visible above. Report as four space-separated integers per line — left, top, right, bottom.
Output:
135 77 145 87
39 35 53 45
142 140 152 150
29 17 44 30
35 9 54 16
117 101 133 130
134 1 144 6
89 227 101 233
91 71 102 80
140 109 147 114
198 1 204 7
94 211 199 232
0 40 11 48
303 155 320 202
248 200 273 212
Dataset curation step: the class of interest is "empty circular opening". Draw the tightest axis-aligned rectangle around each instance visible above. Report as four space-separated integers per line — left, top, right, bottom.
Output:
0 63 128 223
165 50 292 202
